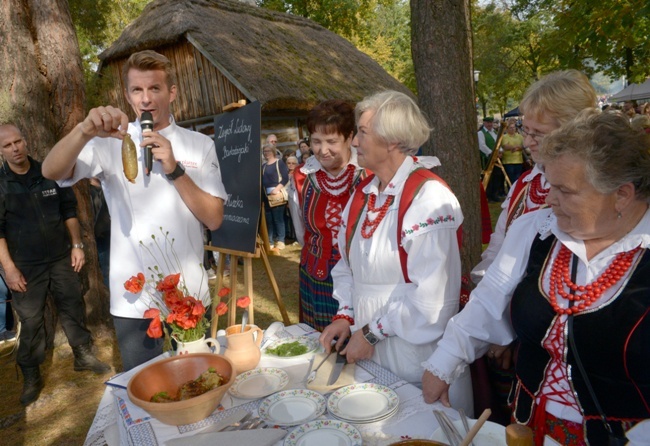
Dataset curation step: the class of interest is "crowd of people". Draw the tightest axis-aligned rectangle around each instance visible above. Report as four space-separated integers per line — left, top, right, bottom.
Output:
2 48 648 443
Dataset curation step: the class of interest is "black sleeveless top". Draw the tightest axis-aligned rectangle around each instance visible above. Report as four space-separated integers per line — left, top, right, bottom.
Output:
508 235 650 444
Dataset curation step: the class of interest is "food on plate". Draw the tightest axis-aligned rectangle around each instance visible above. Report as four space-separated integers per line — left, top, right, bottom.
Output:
265 340 309 357
150 367 225 402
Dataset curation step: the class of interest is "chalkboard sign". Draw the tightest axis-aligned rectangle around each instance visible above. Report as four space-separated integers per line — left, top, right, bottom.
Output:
211 101 261 254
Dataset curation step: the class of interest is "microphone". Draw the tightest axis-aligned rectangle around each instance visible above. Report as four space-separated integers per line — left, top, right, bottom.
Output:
141 111 154 175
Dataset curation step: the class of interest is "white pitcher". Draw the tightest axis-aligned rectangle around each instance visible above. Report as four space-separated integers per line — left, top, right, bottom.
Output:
174 335 220 355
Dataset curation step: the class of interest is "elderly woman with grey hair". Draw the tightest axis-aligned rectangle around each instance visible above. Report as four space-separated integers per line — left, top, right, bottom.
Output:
423 109 650 444
319 90 473 414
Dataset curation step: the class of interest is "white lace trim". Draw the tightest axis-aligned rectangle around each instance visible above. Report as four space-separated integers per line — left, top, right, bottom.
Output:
420 359 466 385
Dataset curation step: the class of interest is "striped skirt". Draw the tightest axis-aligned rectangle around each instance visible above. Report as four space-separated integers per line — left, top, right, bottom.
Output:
299 262 339 333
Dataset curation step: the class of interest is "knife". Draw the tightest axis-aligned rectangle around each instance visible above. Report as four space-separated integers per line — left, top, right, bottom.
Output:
327 350 347 385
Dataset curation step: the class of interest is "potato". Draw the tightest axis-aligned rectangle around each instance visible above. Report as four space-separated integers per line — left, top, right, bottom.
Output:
122 133 138 183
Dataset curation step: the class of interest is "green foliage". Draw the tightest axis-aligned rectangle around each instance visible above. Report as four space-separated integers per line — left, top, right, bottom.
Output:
472 1 542 116
511 0 650 83
351 0 415 92
69 0 150 110
257 0 376 38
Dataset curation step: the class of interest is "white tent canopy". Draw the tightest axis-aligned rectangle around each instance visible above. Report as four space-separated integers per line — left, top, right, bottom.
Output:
610 78 650 102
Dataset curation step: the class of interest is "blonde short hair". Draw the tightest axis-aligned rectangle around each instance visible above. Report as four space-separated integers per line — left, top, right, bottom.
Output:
519 70 597 127
355 90 431 155
122 50 176 88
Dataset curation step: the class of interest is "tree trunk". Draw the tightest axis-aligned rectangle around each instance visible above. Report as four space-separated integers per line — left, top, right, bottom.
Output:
411 0 482 283
0 1 111 343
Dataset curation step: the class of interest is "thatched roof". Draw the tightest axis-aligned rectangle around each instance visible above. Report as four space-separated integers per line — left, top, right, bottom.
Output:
98 0 412 112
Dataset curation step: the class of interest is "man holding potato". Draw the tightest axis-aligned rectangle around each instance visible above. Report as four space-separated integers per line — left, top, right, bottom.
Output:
43 50 227 371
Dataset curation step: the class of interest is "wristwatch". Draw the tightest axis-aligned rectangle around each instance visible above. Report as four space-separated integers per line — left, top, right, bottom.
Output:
165 162 186 181
362 323 380 346
72 243 84 249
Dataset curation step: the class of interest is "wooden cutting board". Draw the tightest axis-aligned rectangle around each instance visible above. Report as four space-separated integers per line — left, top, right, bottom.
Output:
306 351 356 393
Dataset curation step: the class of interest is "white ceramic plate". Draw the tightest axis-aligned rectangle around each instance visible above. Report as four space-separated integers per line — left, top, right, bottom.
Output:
284 419 363 446
263 336 320 359
430 419 506 446
327 383 399 422
259 389 326 426
228 367 289 399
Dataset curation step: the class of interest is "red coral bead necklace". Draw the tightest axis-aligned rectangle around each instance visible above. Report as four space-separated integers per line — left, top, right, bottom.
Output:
528 173 549 206
316 164 356 198
361 193 394 238
548 243 640 315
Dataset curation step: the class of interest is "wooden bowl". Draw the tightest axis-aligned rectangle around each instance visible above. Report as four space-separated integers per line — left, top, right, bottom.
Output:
127 353 235 425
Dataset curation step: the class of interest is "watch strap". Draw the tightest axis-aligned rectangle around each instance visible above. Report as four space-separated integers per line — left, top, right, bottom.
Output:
362 323 380 345
166 162 185 181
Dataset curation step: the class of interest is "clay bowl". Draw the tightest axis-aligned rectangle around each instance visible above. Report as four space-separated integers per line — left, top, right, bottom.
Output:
127 353 235 426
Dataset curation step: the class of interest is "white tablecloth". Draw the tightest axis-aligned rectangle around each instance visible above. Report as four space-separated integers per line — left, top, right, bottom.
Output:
84 323 458 446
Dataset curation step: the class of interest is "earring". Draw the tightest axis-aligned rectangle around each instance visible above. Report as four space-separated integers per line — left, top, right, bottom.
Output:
617 211 622 219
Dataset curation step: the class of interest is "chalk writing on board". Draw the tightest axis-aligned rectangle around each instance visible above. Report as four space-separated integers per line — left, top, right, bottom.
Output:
222 142 250 162
211 101 261 254
226 194 244 209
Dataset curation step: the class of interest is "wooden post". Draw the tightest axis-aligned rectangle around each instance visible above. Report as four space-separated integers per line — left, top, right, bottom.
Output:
481 122 512 191
207 217 290 338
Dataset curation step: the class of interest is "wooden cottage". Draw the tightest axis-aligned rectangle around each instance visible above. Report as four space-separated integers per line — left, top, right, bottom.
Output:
97 0 412 150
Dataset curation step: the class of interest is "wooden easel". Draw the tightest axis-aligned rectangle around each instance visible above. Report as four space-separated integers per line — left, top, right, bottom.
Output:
207 206 291 338
481 121 512 191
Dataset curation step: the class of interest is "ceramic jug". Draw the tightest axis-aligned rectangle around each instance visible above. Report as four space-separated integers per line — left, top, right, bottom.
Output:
174 335 220 356
223 324 263 373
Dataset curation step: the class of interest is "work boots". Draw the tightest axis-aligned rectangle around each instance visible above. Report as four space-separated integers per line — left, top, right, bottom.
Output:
20 365 44 406
72 344 111 374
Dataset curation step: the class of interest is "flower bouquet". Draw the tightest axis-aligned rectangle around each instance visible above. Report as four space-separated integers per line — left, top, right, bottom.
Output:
124 272 209 343
123 229 212 346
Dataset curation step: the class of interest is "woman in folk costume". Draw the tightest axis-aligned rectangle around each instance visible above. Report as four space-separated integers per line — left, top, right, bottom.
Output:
423 109 650 445
470 70 599 425
288 100 366 332
471 70 597 284
319 90 473 415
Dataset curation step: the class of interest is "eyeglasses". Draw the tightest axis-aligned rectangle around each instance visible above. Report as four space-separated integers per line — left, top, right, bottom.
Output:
521 128 546 142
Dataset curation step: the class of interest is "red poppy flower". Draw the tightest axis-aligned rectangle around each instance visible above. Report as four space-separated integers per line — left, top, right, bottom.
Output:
156 273 181 292
190 298 206 317
171 310 195 330
144 308 160 320
144 308 163 338
216 302 228 316
124 272 146 293
236 296 251 308
218 287 231 298
147 317 163 338
163 288 184 310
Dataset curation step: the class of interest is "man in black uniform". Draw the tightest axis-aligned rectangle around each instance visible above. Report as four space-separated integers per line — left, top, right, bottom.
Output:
0 124 110 406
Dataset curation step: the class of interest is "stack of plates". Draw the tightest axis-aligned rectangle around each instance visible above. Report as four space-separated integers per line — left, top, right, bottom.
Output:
327 383 399 424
